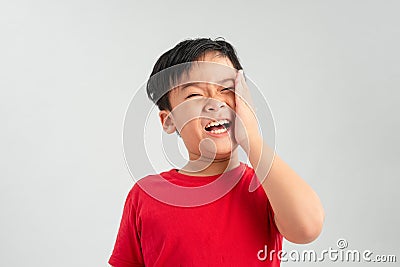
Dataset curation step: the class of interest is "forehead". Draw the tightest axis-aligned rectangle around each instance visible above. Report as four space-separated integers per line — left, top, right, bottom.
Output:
198 51 235 67
173 53 236 89
167 52 237 107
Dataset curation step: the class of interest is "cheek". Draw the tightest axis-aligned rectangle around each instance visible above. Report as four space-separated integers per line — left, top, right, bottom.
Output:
180 119 203 136
225 94 236 110
171 102 203 128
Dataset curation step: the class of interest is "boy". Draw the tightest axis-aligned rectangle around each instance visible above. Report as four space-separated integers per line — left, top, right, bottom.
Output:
109 38 324 266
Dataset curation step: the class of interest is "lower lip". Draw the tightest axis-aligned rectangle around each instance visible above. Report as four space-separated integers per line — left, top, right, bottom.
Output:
204 127 231 138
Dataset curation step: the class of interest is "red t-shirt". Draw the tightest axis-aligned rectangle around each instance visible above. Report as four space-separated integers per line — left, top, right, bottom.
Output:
109 162 282 267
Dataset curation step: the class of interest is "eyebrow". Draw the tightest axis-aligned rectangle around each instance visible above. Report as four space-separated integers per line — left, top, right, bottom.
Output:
179 78 235 91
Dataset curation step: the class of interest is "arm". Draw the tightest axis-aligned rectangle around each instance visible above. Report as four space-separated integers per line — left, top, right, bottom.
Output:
234 70 324 244
246 136 324 243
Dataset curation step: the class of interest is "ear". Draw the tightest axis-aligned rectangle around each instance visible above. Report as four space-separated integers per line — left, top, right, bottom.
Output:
159 110 177 134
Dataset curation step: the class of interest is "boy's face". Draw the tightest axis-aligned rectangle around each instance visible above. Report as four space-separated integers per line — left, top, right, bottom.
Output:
159 52 238 161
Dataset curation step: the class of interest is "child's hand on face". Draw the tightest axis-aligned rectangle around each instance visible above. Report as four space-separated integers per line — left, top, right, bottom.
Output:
233 70 261 150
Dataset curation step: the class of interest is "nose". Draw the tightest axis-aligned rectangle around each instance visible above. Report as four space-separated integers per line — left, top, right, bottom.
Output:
204 98 227 112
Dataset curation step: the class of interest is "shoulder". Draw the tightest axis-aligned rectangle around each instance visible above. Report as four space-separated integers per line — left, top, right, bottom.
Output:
236 163 263 192
125 170 174 205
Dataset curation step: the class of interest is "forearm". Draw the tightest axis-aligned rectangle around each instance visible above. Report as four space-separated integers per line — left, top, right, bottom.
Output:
244 135 325 244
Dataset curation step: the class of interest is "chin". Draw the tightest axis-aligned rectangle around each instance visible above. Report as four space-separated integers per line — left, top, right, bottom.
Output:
194 148 233 161
213 148 235 159
213 153 234 161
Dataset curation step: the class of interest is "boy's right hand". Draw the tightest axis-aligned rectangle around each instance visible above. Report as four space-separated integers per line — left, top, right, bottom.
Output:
233 70 262 151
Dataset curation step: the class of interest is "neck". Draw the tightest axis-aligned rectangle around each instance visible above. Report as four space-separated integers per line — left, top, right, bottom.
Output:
179 148 240 176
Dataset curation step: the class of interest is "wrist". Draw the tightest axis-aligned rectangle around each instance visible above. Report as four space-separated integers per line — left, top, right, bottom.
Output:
241 134 263 155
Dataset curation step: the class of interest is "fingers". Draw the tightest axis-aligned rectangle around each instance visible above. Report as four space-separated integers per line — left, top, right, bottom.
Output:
234 69 244 96
234 69 253 109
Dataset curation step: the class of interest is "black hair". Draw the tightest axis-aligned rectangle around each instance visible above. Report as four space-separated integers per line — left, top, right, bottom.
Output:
146 37 243 111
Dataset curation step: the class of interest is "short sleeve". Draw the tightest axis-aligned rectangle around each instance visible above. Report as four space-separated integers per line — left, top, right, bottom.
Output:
266 193 281 235
248 164 282 236
109 186 144 267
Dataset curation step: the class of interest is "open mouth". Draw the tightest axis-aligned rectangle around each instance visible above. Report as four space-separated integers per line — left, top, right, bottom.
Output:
204 119 231 134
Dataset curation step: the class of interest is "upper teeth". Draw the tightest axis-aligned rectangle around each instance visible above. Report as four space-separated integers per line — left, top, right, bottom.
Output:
205 119 230 128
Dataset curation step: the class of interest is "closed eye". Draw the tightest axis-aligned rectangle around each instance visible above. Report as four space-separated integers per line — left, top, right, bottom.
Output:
221 87 235 92
185 93 202 99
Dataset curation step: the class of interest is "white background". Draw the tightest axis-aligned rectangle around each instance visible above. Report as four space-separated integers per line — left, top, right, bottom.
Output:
1 0 399 266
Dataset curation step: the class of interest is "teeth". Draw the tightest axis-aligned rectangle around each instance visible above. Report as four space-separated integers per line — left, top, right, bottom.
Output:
205 119 230 129
210 128 227 134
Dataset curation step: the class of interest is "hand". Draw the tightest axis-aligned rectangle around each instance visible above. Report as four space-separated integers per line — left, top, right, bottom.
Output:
233 70 261 151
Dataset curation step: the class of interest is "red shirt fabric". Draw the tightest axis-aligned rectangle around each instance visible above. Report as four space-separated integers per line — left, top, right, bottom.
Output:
109 162 282 267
